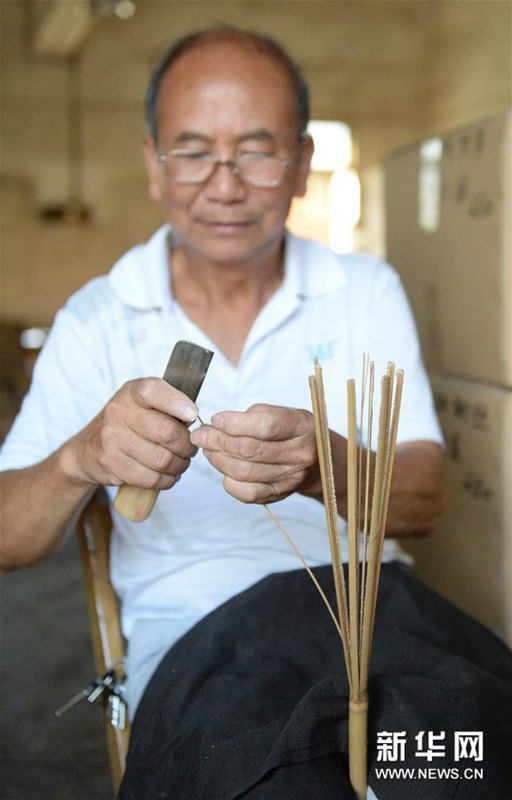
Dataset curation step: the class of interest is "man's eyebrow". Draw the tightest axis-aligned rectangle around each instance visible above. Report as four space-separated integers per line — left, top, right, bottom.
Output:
173 129 276 144
237 129 275 142
175 131 214 143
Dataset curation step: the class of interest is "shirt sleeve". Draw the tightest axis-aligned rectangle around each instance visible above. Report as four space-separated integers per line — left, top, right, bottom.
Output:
0 306 108 472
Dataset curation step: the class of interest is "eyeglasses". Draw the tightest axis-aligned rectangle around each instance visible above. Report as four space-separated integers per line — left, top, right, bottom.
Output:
156 149 292 188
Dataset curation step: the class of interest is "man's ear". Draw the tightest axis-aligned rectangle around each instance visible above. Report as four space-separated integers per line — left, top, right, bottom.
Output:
293 134 314 198
142 134 163 202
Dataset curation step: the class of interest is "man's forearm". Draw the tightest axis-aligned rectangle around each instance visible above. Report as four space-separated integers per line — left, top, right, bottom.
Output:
303 432 447 538
0 443 96 573
384 440 448 537
0 377 199 572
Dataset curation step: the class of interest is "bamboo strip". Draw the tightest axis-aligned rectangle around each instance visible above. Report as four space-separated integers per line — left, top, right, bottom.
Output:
347 369 370 799
368 369 404 645
263 504 344 643
313 362 345 579
356 354 369 537
359 373 392 689
346 378 360 694
309 373 352 678
348 696 369 800
359 361 374 655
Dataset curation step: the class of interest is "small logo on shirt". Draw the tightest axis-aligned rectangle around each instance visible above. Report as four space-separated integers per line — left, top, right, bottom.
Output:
307 341 337 361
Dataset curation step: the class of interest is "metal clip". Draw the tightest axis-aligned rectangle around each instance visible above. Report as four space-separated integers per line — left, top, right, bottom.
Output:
54 669 115 717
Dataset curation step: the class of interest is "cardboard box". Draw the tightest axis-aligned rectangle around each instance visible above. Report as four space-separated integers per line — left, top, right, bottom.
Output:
385 112 512 387
403 374 512 643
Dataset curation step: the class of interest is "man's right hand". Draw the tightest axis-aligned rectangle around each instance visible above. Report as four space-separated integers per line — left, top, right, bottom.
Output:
67 378 199 491
0 377 199 571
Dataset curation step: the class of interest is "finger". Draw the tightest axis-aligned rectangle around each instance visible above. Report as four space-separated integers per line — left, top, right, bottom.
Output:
120 433 192 478
191 423 313 467
128 378 198 423
222 476 285 505
203 449 296 484
123 408 197 459
210 407 300 441
191 425 276 462
104 449 181 491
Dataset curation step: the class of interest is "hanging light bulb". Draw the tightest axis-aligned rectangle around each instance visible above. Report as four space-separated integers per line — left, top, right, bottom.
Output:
114 1 136 20
91 0 136 20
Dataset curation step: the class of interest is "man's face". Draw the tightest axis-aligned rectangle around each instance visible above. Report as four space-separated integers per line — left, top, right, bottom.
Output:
144 41 313 267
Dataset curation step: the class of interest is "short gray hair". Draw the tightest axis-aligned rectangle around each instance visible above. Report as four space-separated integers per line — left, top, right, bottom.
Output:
145 26 310 143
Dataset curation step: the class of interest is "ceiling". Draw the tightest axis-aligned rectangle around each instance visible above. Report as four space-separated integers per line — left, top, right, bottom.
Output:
1 0 510 173
3 1 508 124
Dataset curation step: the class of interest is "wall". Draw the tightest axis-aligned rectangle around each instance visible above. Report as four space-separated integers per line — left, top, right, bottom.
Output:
356 0 511 255
384 112 512 641
1 1 510 327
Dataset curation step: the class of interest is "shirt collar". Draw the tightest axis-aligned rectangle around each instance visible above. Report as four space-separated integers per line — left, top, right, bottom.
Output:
108 225 346 311
284 231 347 299
108 225 173 310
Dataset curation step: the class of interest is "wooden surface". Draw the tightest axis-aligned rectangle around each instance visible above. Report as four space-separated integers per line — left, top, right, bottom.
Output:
77 492 130 793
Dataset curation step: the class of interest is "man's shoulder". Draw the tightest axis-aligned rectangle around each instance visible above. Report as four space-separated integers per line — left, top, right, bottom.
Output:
287 233 400 297
62 274 116 325
339 249 401 293
64 226 169 327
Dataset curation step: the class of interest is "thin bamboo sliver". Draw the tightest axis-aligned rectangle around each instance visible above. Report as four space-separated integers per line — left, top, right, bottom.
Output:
346 378 360 694
263 504 344 643
309 372 352 677
359 362 374 654
369 369 404 645
359 373 392 689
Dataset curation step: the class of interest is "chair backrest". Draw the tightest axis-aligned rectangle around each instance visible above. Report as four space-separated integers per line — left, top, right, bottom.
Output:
77 490 130 791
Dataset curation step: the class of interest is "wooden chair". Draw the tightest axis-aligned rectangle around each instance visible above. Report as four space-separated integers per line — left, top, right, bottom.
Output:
77 490 130 792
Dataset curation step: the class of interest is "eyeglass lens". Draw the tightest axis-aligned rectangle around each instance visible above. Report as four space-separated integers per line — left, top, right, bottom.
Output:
166 153 288 186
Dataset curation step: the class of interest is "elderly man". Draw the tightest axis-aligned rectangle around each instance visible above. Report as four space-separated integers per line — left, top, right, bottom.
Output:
5 26 510 800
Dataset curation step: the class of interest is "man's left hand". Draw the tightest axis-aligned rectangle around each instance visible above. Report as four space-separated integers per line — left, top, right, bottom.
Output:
190 405 318 504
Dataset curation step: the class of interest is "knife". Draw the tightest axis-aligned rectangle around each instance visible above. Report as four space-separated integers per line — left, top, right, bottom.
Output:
113 340 214 522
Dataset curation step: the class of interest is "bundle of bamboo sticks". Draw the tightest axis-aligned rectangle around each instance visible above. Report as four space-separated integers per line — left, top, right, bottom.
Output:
308 356 404 799
263 357 403 796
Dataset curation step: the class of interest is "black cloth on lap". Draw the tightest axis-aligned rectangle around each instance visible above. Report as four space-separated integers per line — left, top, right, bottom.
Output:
118 564 512 800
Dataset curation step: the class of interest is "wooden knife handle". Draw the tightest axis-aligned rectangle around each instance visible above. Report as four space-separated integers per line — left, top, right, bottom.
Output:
113 485 159 523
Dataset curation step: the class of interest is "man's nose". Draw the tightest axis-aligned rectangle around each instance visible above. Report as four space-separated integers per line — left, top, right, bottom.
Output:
204 158 247 201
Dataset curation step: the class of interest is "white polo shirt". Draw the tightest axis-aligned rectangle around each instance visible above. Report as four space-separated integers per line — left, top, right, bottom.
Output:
1 226 443 644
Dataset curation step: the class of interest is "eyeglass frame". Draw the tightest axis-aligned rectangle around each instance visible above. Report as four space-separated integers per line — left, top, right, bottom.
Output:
155 148 294 188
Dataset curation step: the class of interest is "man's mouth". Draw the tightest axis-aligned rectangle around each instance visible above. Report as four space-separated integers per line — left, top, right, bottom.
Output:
196 217 257 229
